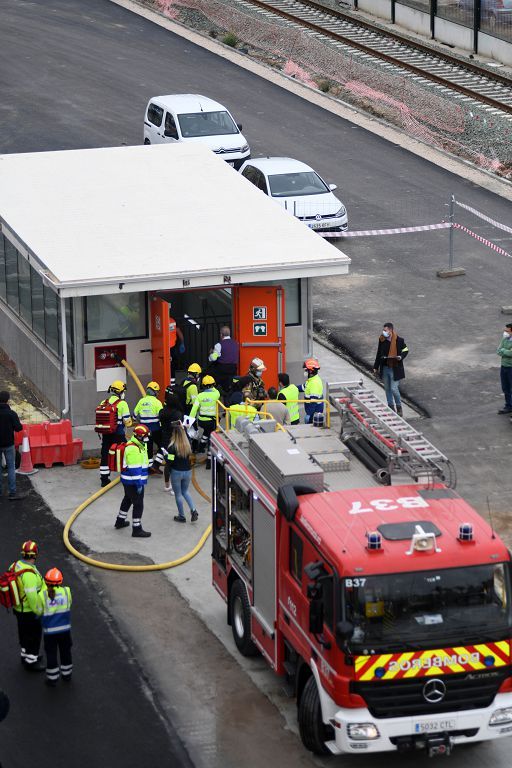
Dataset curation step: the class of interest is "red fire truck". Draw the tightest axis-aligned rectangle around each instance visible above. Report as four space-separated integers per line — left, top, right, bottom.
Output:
210 382 512 757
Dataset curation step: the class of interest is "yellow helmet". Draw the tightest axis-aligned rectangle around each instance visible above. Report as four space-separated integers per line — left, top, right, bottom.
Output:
188 363 202 375
110 380 126 394
147 381 160 392
202 375 216 387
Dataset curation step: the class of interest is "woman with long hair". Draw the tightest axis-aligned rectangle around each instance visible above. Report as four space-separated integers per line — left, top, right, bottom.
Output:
167 422 198 523
157 391 183 492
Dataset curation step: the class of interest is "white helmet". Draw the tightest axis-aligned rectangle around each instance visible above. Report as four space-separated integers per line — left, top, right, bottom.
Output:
250 357 266 373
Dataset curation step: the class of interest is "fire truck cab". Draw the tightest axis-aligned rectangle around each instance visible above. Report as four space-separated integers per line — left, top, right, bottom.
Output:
210 383 512 757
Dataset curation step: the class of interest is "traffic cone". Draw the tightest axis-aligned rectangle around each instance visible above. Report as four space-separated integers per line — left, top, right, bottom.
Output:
16 431 38 476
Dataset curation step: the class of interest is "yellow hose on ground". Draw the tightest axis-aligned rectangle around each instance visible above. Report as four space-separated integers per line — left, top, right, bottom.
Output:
63 359 212 571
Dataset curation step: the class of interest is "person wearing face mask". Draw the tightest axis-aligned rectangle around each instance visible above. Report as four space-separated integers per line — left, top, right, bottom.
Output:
96 380 132 487
497 323 512 414
373 322 409 416
114 424 151 537
243 358 267 404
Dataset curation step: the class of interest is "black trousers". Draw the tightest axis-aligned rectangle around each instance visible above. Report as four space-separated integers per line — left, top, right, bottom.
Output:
198 419 216 459
44 631 73 681
214 363 238 396
147 429 162 467
100 433 123 482
15 611 41 664
119 484 144 521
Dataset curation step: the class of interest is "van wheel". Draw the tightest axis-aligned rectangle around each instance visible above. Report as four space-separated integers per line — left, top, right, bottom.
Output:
230 579 258 657
144 138 151 145
298 676 334 755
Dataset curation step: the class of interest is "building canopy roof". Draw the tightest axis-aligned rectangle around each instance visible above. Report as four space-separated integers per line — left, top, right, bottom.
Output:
0 143 350 298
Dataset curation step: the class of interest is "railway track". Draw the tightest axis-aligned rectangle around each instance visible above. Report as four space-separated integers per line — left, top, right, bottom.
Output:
233 0 512 118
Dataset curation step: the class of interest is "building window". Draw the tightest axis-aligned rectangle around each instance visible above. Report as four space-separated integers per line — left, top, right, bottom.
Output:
31 266 46 342
289 528 303 585
44 283 60 356
5 238 19 313
18 253 32 326
0 236 6 301
85 292 147 342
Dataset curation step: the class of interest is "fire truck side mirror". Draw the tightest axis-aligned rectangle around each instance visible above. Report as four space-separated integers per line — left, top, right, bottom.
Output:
277 484 318 522
308 598 324 635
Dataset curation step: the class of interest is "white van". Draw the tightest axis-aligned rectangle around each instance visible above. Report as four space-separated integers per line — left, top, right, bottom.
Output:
143 94 250 169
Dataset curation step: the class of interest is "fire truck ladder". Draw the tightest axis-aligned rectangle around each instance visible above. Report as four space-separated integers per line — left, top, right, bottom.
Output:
327 381 456 488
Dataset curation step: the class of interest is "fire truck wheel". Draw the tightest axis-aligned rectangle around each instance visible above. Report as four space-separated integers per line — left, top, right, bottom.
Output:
298 676 333 755
230 579 258 657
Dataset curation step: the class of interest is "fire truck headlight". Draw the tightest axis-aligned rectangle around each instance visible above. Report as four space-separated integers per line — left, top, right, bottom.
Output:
347 723 380 740
489 708 512 726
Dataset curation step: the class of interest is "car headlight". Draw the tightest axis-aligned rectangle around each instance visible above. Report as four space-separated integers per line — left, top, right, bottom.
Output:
489 708 512 726
335 205 346 217
347 723 380 740
240 144 250 153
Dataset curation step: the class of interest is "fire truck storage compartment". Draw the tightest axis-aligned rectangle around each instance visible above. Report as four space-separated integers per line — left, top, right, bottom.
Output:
252 497 276 635
248 432 324 492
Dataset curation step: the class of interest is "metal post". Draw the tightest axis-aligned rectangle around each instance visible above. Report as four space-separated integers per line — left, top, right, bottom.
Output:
448 194 455 270
60 295 69 417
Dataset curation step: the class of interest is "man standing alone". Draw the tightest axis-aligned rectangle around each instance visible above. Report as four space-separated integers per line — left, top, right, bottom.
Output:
373 322 409 416
497 322 512 414
0 391 23 500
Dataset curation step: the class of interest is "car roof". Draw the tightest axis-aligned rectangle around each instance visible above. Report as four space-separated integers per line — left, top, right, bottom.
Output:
245 157 315 175
149 94 228 113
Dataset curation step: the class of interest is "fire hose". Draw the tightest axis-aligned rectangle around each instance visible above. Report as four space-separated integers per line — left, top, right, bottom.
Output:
63 358 212 572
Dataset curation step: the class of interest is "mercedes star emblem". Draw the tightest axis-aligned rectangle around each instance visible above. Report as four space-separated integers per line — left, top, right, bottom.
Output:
423 679 446 703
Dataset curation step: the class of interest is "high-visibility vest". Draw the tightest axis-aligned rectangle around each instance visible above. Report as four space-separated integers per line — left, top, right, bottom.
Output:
121 438 149 486
190 388 221 422
303 374 324 416
228 403 258 429
134 395 162 432
9 560 43 614
278 384 300 422
38 586 72 635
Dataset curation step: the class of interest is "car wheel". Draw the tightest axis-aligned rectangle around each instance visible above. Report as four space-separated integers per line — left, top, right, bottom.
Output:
229 579 258 657
298 675 334 755
144 138 151 145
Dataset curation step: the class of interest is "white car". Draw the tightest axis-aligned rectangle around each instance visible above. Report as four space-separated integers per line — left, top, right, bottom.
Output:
239 157 348 236
143 94 250 169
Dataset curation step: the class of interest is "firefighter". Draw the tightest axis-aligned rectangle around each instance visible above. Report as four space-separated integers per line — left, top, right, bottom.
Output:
36 568 73 687
98 380 132 487
114 424 151 538
299 358 324 425
11 540 44 671
277 372 300 425
134 381 162 472
228 390 258 429
188 375 220 469
243 357 267 404
170 363 202 415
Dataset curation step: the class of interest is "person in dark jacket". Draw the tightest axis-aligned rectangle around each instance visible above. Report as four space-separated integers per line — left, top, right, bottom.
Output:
0 391 23 500
166 422 198 523
155 392 183 491
373 323 409 416
208 326 239 396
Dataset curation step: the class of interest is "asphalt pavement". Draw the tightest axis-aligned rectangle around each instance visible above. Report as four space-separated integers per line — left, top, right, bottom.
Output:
0 476 193 768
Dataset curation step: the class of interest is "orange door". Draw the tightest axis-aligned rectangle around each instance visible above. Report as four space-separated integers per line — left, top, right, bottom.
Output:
232 285 285 390
150 295 171 389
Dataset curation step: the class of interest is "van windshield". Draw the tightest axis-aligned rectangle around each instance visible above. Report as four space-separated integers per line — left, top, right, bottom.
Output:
343 563 511 651
177 111 238 138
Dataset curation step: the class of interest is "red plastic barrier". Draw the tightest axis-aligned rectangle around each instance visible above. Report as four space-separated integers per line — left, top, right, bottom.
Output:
21 420 83 468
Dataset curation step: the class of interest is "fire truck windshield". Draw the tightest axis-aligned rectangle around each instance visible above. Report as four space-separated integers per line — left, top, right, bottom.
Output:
343 563 511 651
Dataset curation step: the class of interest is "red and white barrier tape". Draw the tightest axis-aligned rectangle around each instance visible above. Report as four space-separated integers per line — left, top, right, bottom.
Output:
455 200 512 236
317 222 451 238
453 223 512 259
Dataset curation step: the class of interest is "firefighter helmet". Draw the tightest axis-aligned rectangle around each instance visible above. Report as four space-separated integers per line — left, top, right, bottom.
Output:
133 424 150 440
21 540 38 558
250 357 266 373
109 380 126 394
147 381 160 393
44 568 63 586
202 375 216 387
303 358 320 372
187 363 202 375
